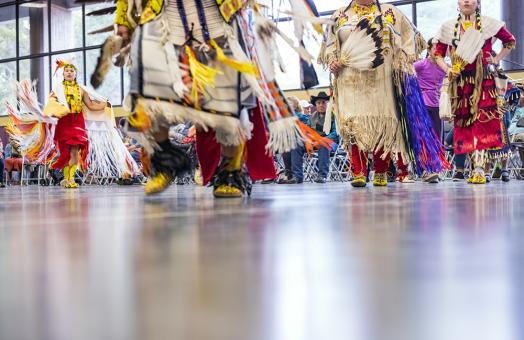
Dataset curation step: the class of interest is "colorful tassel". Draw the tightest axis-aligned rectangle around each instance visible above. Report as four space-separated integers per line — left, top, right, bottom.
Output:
185 45 222 109
297 121 334 155
209 40 258 76
127 104 152 132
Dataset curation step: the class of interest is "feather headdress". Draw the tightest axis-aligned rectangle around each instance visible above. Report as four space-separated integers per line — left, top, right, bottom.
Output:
53 59 77 77
339 19 384 71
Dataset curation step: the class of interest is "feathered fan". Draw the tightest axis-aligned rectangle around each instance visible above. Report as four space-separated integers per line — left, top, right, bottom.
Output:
339 19 384 71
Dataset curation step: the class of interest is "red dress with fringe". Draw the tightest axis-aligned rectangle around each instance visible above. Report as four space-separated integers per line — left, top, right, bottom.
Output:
52 112 89 169
435 27 515 155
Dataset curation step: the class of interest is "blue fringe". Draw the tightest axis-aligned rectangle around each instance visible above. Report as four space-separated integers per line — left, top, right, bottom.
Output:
401 74 447 175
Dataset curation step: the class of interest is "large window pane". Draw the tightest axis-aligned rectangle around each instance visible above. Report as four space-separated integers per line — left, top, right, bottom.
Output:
19 56 50 104
51 3 83 51
274 20 329 90
19 2 50 56
51 52 84 86
0 5 16 60
86 49 122 105
397 4 413 23
0 61 16 116
85 3 114 47
417 0 464 41
123 68 130 103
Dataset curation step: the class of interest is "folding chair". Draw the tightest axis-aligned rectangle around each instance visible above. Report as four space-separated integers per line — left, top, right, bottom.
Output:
441 146 456 181
303 152 318 182
328 145 351 182
20 158 49 186
508 142 524 179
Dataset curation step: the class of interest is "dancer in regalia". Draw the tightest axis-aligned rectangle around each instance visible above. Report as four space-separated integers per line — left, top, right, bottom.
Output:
6 62 139 188
319 0 448 188
434 0 516 184
87 0 330 197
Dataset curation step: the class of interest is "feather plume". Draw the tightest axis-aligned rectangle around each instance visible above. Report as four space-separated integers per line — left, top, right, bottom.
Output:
90 35 123 89
339 19 384 71
86 6 117 16
286 0 327 38
255 12 314 65
89 25 115 35
75 0 116 3
5 81 58 163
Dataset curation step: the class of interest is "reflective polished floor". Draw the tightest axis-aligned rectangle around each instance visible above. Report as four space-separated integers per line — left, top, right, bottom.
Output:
1 181 524 340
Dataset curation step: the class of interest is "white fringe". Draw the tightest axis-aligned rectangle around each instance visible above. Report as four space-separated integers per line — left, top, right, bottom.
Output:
86 121 140 178
338 116 407 160
240 108 253 141
323 98 333 135
136 97 245 150
266 116 304 154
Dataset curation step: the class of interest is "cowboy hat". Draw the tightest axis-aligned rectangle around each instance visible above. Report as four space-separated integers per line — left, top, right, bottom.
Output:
310 91 330 105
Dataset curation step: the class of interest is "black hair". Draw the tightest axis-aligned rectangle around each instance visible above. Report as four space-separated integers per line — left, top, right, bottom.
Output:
426 37 435 58
375 0 384 30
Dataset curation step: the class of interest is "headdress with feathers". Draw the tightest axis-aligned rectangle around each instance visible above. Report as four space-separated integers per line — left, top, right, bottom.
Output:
54 60 77 77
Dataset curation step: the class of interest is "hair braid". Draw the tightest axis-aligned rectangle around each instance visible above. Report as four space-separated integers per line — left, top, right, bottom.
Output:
375 0 384 31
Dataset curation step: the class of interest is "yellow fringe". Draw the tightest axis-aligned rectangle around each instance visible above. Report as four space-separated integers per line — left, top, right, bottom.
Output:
185 45 222 109
127 104 152 132
469 54 484 121
209 40 258 76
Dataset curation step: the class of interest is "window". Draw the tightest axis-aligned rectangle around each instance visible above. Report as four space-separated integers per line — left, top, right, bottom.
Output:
274 0 507 90
0 0 123 116
0 0 515 110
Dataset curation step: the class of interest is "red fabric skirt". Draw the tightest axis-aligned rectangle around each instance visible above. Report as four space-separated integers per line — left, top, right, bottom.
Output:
453 77 503 154
196 105 276 185
52 112 89 169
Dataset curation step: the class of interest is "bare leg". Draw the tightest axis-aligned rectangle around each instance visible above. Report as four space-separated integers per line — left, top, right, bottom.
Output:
69 146 79 166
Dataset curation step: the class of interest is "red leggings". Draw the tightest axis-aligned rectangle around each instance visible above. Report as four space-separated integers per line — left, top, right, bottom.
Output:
351 145 408 176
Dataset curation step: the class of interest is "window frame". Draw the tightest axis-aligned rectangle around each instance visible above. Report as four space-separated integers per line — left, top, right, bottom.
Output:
0 0 125 113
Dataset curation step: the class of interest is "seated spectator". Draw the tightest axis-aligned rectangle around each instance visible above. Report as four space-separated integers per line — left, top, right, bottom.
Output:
508 87 524 176
4 141 23 184
290 92 338 184
445 128 468 181
0 139 5 188
274 96 307 184
117 136 145 185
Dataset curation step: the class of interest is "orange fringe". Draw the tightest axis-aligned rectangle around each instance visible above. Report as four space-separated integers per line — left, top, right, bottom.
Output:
297 121 335 156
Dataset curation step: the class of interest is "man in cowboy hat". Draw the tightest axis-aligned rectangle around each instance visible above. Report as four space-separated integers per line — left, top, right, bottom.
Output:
290 91 338 184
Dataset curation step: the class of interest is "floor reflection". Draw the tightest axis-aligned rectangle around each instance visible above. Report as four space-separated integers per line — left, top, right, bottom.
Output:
0 183 523 340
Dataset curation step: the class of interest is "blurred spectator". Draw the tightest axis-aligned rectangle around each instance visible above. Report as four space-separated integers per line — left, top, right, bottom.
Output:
289 92 338 184
0 139 5 187
299 100 312 116
508 87 524 176
274 97 306 184
445 129 467 181
4 141 23 183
